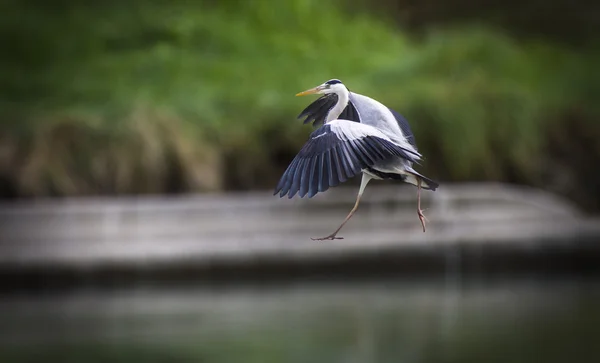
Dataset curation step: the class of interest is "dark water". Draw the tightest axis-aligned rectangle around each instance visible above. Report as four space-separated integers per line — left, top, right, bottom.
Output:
1 277 599 363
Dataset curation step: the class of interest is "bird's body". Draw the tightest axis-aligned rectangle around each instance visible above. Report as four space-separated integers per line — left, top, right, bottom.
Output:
274 79 438 240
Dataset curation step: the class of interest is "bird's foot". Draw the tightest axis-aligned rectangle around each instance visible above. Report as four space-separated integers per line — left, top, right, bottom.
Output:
311 234 344 241
417 208 428 233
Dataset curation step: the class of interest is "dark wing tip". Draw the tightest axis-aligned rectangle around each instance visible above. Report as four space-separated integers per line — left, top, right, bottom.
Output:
425 179 440 191
296 95 339 127
338 101 361 123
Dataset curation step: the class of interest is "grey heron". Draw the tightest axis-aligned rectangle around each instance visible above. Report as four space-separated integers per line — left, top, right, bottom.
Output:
274 79 438 240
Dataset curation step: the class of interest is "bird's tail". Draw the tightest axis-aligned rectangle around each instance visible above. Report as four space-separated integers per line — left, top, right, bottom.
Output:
403 167 439 191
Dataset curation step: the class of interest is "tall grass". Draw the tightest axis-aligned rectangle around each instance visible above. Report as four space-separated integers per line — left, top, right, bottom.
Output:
1 0 599 208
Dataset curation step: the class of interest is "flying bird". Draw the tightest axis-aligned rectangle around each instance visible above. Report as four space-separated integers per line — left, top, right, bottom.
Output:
274 79 438 240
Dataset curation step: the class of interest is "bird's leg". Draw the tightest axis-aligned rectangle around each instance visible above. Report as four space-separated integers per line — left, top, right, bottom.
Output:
312 195 362 241
417 178 427 232
312 174 372 241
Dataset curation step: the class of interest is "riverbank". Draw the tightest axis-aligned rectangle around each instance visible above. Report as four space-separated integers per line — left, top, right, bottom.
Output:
0 183 599 289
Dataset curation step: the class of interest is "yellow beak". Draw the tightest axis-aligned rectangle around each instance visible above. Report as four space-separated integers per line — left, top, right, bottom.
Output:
295 86 322 97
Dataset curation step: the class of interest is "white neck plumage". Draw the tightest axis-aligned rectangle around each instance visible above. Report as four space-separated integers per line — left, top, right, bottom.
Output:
325 87 350 123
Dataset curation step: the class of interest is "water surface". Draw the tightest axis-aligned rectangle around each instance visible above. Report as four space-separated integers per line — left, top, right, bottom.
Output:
0 277 598 363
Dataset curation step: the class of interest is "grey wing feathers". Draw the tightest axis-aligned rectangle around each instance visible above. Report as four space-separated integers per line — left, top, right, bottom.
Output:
274 123 419 199
388 107 417 149
297 94 361 127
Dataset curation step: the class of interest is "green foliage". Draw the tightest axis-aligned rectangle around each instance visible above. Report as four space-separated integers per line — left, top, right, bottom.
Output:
367 28 600 181
1 0 598 207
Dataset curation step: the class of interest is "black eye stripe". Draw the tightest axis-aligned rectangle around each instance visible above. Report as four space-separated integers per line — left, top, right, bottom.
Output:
325 79 342 85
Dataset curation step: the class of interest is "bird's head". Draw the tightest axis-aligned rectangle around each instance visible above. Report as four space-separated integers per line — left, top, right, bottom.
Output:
296 79 346 97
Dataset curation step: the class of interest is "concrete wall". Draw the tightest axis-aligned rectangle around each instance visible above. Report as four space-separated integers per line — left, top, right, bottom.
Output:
0 183 598 285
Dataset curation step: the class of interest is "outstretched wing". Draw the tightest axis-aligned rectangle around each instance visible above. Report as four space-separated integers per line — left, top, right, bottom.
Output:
297 94 361 127
274 120 421 199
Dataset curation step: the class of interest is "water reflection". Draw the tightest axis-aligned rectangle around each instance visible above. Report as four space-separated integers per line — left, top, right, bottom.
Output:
0 277 598 363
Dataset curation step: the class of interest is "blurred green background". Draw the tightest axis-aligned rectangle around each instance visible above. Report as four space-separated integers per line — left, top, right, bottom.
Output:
1 0 599 211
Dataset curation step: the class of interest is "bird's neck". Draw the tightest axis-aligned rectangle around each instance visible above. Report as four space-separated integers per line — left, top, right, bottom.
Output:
326 89 349 123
